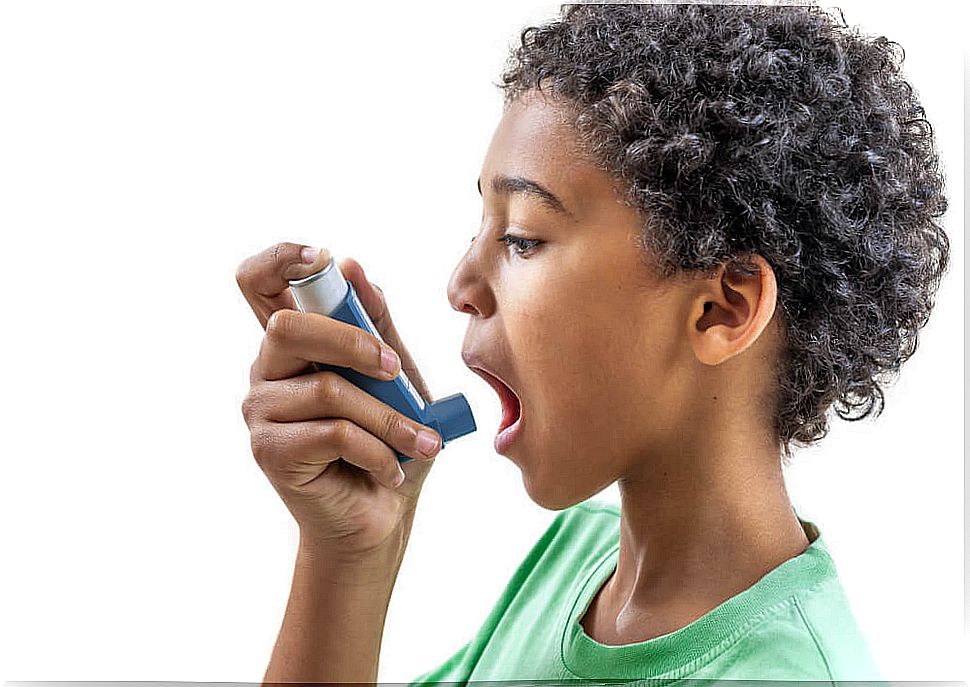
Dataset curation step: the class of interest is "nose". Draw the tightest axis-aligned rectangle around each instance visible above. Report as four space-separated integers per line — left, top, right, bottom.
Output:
447 236 491 317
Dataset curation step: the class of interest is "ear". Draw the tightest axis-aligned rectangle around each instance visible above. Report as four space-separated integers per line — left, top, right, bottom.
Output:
689 254 778 366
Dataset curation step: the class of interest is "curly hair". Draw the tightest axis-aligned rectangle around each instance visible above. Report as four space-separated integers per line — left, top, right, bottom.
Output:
497 2 950 463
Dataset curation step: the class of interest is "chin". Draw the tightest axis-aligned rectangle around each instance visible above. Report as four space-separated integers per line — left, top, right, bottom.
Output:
520 458 618 511
519 467 586 511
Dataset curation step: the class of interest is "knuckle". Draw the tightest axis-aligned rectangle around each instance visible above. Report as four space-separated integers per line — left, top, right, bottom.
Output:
345 327 381 370
249 425 277 468
234 260 250 290
270 242 290 271
320 418 351 448
338 324 372 364
379 410 404 443
265 308 298 344
312 372 344 413
269 241 303 277
240 390 259 424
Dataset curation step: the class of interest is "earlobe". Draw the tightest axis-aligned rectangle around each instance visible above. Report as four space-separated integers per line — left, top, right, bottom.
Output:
691 255 777 366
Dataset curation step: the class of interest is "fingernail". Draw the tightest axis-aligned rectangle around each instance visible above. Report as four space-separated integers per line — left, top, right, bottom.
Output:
381 347 401 376
417 429 440 457
301 246 324 264
394 465 406 487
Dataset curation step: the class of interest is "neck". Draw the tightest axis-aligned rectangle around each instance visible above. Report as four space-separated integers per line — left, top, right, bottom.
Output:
588 446 809 643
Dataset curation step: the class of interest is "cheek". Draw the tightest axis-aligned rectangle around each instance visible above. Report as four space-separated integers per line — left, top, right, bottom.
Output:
512 288 669 450
512 294 630 421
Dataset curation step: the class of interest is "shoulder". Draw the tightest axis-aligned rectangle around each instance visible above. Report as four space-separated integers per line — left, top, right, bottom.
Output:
703 534 885 682
715 580 885 681
790 573 886 681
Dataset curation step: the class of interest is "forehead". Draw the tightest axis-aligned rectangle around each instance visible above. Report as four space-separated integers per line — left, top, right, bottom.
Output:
481 92 616 217
488 91 580 157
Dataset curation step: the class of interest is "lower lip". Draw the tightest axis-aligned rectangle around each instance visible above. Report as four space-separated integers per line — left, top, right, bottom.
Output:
495 415 523 454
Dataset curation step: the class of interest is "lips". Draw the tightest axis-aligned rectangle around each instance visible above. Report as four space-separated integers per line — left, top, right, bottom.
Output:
461 351 522 433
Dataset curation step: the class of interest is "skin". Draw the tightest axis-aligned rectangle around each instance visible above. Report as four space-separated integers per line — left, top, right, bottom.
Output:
446 89 810 645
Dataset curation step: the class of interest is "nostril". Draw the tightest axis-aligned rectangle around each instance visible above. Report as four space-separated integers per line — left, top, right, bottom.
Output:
449 298 477 316
448 279 491 317
449 290 481 316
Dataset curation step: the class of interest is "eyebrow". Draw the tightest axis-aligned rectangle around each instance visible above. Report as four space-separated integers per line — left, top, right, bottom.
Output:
477 174 573 219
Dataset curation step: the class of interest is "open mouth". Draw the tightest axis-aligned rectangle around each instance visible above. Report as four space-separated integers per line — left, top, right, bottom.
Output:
471 367 522 433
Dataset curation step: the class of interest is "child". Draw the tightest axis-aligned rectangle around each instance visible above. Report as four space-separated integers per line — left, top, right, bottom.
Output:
239 2 948 683
411 2 948 683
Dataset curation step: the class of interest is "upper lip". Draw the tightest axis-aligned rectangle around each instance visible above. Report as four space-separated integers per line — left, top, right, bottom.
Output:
461 349 521 403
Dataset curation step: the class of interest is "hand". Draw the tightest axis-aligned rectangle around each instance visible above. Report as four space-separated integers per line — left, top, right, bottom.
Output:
236 242 439 558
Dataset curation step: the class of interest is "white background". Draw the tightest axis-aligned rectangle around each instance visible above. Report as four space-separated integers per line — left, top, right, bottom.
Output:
0 0 965 682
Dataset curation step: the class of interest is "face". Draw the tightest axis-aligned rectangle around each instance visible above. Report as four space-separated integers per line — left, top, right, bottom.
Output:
447 90 697 509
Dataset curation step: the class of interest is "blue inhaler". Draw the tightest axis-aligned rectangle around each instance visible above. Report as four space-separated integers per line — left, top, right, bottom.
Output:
287 250 476 464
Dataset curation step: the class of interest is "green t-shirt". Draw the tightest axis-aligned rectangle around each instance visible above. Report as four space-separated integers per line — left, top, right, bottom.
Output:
409 499 885 684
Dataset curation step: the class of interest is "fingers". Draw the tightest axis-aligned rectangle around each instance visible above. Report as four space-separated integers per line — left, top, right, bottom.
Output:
235 241 332 329
256 308 402 382
249 418 409 490
244 370 442 462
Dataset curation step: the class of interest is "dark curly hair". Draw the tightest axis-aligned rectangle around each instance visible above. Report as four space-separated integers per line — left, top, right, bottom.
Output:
496 2 950 463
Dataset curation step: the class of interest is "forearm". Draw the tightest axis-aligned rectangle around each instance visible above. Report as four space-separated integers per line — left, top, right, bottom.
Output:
262 534 405 684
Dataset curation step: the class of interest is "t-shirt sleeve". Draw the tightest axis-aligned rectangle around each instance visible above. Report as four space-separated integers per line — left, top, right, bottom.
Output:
407 636 477 686
408 640 475 687
407 510 571 685
405 572 514 686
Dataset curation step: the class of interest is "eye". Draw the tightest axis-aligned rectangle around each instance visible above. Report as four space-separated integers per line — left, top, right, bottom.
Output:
497 232 543 256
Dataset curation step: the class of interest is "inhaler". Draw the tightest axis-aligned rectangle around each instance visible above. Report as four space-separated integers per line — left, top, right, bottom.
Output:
287 250 476 464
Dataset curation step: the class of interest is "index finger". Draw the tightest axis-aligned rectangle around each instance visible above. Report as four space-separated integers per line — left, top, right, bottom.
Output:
235 242 330 329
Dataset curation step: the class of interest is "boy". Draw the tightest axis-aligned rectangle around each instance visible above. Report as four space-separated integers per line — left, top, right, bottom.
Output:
239 3 948 683
413 3 948 682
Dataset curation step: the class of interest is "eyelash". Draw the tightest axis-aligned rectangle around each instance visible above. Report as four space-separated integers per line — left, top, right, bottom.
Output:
497 232 543 256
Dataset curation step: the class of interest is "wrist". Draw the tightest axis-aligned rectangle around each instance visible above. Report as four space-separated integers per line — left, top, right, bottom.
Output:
297 530 405 586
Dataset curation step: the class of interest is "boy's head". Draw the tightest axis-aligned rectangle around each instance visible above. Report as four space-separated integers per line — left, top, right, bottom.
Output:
448 3 948 506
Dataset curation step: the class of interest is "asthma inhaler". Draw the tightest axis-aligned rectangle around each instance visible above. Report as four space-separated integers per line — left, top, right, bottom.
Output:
287 249 476 464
